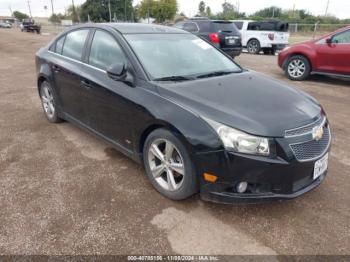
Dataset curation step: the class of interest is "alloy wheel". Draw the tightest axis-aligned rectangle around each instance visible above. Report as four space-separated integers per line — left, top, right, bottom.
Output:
248 40 259 53
147 138 185 191
288 59 306 78
41 85 55 119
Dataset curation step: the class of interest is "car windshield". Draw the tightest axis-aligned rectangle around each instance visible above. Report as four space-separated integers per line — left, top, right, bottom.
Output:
124 33 242 80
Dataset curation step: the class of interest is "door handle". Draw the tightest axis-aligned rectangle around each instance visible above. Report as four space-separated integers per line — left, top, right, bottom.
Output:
81 79 92 89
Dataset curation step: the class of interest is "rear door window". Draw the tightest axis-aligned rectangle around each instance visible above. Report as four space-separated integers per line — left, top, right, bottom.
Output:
174 22 184 29
62 29 89 61
197 21 212 32
183 22 199 33
213 22 240 34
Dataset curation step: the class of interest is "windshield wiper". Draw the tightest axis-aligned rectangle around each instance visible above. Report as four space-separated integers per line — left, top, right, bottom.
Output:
153 75 195 82
195 70 238 79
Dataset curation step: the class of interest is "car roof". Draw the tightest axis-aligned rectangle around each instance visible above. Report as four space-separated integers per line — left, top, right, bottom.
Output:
102 22 187 34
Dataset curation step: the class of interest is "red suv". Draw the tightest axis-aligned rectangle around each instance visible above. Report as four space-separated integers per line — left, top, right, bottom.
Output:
278 26 350 80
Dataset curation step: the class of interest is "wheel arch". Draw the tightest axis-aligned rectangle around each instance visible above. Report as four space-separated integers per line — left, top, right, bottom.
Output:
247 38 260 45
37 75 48 95
283 51 316 71
136 120 195 162
37 63 54 94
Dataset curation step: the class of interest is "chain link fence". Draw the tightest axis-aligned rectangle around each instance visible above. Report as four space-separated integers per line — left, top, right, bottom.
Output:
288 23 349 43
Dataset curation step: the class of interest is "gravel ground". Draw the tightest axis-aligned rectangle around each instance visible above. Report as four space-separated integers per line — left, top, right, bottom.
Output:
0 28 349 255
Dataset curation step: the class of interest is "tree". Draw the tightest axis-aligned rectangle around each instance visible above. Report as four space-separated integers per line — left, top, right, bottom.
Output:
138 0 177 23
80 0 133 22
252 6 282 18
215 1 237 20
66 4 81 22
13 11 29 21
198 1 205 16
49 13 66 23
206 6 212 17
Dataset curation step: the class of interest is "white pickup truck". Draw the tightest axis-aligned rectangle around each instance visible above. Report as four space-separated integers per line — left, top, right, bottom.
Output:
232 20 290 55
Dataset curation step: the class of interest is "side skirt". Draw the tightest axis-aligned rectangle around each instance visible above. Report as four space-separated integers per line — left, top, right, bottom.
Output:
61 112 142 164
311 71 350 78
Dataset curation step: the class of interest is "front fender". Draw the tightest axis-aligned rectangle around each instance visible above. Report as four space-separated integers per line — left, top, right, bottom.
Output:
132 87 223 159
285 45 317 70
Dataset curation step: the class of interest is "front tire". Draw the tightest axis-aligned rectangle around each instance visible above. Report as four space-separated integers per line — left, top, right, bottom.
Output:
143 129 198 200
39 81 62 123
247 39 261 54
285 55 311 81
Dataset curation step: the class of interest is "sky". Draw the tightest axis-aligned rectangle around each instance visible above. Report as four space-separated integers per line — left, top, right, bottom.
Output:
0 0 349 19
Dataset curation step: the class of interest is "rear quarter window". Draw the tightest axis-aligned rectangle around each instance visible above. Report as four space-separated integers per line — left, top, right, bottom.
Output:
55 36 65 54
233 22 243 30
213 22 240 34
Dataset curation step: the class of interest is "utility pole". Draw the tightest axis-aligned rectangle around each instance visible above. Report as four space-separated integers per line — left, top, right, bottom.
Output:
27 0 32 18
71 0 77 22
9 5 13 17
124 0 127 21
108 0 111 22
147 0 150 23
50 0 54 15
325 0 330 16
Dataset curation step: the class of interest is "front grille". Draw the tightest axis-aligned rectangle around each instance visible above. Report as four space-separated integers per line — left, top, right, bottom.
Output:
290 126 330 162
285 116 325 137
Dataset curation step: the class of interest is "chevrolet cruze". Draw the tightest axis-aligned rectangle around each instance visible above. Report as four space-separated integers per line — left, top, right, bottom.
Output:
35 23 331 203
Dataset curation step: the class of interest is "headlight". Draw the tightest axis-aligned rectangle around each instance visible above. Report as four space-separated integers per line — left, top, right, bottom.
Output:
203 117 270 156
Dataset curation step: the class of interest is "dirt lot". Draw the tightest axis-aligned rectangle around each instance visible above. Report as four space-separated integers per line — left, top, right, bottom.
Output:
0 28 349 256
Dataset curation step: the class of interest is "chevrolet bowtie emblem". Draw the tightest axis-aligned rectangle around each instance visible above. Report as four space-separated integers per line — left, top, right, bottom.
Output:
312 126 324 141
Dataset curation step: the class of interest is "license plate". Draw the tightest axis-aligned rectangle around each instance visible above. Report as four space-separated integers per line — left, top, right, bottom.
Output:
313 153 328 180
227 39 235 44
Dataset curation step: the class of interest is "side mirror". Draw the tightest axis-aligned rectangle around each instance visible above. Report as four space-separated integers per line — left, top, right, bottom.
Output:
107 62 127 81
325 37 332 44
106 62 136 87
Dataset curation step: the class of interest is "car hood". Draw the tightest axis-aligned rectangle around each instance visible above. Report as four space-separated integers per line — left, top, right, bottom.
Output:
155 71 321 137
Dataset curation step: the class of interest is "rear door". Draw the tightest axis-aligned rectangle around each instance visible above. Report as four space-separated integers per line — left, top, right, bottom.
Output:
212 21 241 49
50 29 90 124
316 29 350 74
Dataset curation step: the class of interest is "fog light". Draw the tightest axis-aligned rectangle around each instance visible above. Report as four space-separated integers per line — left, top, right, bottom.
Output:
236 182 248 193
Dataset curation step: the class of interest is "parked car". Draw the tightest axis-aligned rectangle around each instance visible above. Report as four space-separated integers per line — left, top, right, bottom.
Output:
232 20 289 55
174 18 242 58
36 23 331 203
0 21 11 28
21 19 41 34
278 26 350 80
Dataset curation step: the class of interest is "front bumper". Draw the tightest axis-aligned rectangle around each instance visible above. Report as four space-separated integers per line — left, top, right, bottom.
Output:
195 150 329 204
194 119 331 204
222 47 243 57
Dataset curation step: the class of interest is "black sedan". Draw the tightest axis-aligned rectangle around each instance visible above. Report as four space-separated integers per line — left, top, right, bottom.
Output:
35 23 331 203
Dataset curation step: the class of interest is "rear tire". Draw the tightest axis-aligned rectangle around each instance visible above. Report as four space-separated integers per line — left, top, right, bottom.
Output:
247 39 261 54
39 81 63 123
263 48 276 55
285 55 311 81
143 128 198 200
